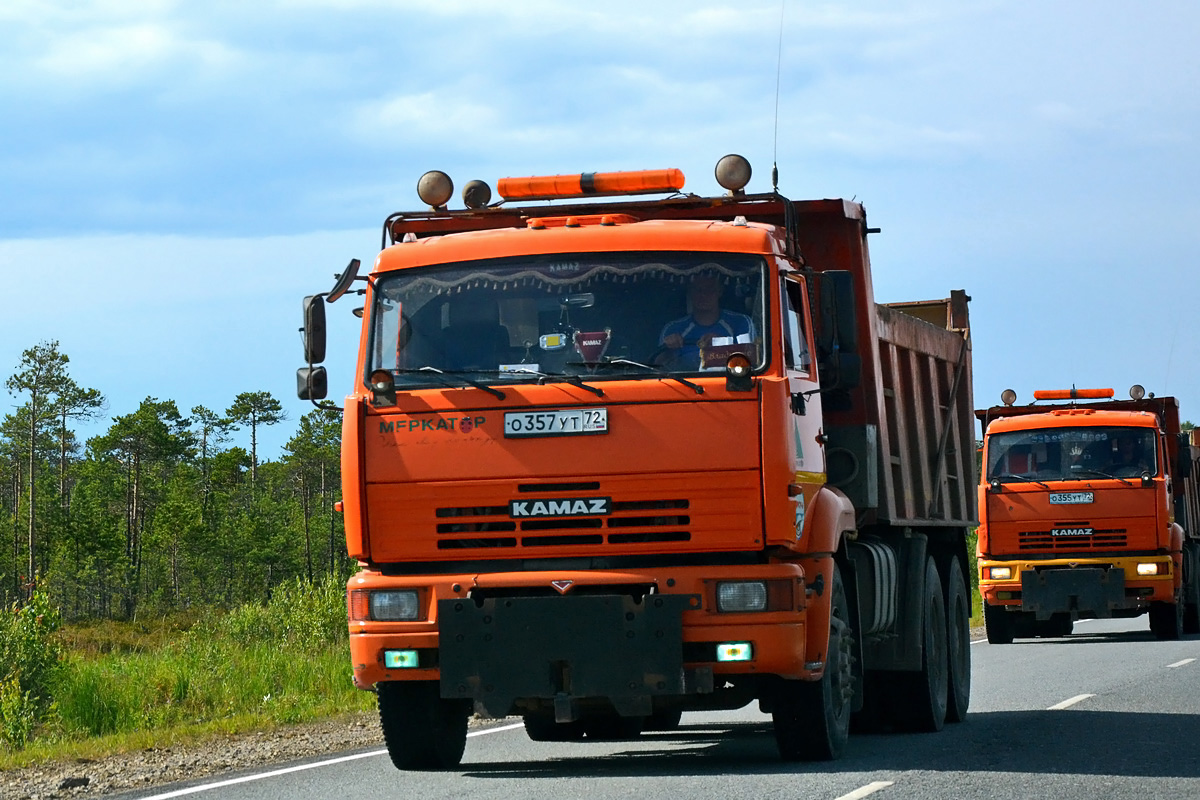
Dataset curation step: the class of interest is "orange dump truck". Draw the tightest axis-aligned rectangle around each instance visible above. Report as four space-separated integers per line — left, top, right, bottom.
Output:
297 155 977 769
976 387 1200 644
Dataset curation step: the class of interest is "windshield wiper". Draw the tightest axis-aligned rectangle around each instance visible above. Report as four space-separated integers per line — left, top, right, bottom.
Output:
575 358 703 394
394 367 506 400
1070 468 1134 487
991 473 1051 489
496 367 604 397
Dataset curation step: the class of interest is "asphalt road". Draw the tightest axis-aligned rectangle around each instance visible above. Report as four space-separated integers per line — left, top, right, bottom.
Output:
116 617 1200 800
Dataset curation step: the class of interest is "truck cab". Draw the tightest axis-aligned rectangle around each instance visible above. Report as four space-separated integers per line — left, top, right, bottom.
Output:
299 156 976 769
976 387 1200 643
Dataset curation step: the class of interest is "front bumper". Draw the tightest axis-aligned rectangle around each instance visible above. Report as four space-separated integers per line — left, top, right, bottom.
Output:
346 564 810 712
979 555 1175 618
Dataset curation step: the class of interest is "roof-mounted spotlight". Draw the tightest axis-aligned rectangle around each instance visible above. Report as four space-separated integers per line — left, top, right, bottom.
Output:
462 180 492 209
1130 384 1146 401
417 170 454 210
1000 389 1017 406
715 154 752 195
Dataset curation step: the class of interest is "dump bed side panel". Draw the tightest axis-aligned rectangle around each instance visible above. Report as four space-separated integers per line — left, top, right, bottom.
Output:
791 200 975 527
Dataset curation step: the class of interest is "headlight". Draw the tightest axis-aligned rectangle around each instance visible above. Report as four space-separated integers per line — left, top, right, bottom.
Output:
1136 562 1167 576
717 581 767 612
370 590 420 620
986 566 1013 581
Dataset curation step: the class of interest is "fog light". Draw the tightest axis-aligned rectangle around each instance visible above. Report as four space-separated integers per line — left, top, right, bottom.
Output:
1136 562 1166 576
987 566 1013 581
370 590 419 620
716 642 753 662
384 650 419 669
717 581 767 612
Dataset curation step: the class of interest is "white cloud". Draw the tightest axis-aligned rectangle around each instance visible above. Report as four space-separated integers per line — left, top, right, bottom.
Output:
35 23 239 83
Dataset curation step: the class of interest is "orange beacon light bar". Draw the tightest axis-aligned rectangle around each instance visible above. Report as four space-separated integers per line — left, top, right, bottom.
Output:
497 168 685 201
1033 388 1115 401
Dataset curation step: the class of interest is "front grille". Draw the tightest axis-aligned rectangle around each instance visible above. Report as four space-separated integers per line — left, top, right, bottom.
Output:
1018 529 1128 551
434 496 693 551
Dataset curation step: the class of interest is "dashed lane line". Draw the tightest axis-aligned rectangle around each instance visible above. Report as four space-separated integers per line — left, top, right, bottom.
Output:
1167 658 1196 668
1047 693 1095 710
834 781 895 800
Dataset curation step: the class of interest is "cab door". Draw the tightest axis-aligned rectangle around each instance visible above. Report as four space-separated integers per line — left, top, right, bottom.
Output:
782 276 825 540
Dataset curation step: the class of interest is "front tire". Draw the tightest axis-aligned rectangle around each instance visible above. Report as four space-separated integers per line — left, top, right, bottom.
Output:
377 681 470 770
1150 597 1184 641
772 562 853 761
984 602 1015 645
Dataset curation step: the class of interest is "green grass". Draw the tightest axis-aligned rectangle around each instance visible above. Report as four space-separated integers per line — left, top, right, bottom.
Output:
0 576 376 769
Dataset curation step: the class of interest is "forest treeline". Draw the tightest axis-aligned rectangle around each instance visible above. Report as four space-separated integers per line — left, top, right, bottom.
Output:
1 340 350 619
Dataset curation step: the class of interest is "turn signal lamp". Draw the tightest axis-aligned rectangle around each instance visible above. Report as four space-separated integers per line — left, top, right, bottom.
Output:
1130 384 1146 400
984 566 1013 581
497 168 685 201
417 170 454 208
716 642 753 662
1033 388 1115 401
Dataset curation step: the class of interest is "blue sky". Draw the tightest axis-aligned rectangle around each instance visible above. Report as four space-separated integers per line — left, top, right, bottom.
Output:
3 1 1199 459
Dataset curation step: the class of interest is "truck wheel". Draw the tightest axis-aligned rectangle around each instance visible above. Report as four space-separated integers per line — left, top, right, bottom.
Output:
523 714 586 742
894 557 948 733
1184 551 1200 635
643 708 684 731
944 558 971 723
1150 598 1184 641
984 603 1014 645
377 681 470 770
772 562 853 760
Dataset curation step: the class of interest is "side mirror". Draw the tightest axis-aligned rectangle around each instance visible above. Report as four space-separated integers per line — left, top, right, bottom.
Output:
1177 433 1194 479
815 270 861 391
297 366 328 401
303 295 327 364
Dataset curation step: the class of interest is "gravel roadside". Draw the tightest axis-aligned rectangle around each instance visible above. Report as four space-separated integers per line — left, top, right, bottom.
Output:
0 712 387 800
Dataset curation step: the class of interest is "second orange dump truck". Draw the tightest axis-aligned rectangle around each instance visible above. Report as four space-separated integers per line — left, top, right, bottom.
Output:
976 387 1200 644
298 155 977 768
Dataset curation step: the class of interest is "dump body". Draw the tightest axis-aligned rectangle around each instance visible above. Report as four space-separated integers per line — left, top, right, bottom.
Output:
975 395 1200 641
305 179 975 766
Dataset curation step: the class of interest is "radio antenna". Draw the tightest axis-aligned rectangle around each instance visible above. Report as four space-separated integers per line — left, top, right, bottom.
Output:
772 0 786 192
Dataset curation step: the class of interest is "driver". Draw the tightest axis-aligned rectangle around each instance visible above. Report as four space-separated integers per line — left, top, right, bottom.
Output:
1109 436 1151 477
657 275 755 368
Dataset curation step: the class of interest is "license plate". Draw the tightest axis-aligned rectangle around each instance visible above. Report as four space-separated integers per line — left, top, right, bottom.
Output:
1051 528 1094 537
1049 492 1094 505
504 408 608 438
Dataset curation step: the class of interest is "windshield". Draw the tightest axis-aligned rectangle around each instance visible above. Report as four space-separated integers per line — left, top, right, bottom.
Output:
985 426 1158 481
367 252 768 388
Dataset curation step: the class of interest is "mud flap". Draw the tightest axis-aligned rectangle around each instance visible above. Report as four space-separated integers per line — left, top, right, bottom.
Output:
1021 568 1126 620
439 594 693 719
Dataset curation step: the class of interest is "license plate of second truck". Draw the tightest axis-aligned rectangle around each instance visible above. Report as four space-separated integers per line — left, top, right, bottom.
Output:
504 408 608 437
1049 492 1094 504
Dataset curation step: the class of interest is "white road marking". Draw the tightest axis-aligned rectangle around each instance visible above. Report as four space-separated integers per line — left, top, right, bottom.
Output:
1167 658 1196 668
137 722 525 799
1047 694 1095 710
834 781 895 800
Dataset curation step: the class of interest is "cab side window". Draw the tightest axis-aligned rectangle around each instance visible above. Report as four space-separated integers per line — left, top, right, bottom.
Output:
783 280 812 373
